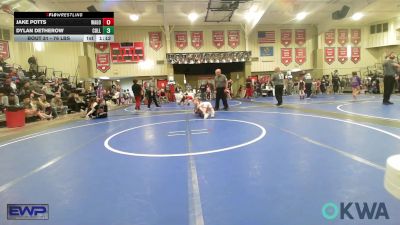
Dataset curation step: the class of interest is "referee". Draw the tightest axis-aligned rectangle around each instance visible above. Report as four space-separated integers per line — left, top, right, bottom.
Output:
214 68 229 110
272 67 285 106
383 53 400 105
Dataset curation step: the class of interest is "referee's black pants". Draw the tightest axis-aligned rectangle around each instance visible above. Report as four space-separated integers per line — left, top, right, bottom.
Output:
215 87 228 110
305 83 312 98
275 85 284 105
383 76 395 103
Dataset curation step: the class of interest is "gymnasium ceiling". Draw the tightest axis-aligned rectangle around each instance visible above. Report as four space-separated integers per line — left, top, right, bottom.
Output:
1 0 400 31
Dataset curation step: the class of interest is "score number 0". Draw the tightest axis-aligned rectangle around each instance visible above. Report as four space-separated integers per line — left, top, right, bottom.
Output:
102 18 114 26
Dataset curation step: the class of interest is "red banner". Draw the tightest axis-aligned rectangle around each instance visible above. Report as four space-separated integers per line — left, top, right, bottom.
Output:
281 48 292 66
149 32 163 51
337 29 348 46
228 30 240 49
110 42 145 63
295 29 306 46
96 53 110 73
191 31 203 49
325 29 335 46
295 48 306 65
351 47 361 64
325 47 335 64
280 29 292 47
212 30 224 49
0 40 10 59
337 47 348 64
95 42 109 52
175 31 188 50
351 29 361 45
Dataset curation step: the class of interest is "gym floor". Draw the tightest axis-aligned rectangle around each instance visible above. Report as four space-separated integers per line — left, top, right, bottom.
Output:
0 94 400 225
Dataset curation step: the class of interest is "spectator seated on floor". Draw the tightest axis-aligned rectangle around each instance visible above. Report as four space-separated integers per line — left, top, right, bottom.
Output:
51 93 68 116
84 97 107 119
67 93 86 113
176 91 195 105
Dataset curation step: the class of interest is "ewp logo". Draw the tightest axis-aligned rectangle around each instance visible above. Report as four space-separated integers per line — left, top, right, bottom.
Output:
322 202 389 220
7 204 49 220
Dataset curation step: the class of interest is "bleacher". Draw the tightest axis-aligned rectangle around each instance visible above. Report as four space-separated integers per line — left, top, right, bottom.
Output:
0 58 95 128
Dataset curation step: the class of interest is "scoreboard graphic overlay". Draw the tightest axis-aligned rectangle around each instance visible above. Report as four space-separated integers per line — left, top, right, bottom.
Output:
14 12 114 42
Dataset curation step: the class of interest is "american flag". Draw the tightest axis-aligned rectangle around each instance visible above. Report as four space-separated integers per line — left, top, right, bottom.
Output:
258 31 275 44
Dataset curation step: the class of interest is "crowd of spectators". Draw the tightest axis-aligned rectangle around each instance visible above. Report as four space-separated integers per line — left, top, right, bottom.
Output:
0 56 117 124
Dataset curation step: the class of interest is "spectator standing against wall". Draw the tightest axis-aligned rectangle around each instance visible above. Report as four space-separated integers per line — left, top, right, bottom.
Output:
304 72 313 99
132 79 142 110
382 52 400 105
332 70 340 94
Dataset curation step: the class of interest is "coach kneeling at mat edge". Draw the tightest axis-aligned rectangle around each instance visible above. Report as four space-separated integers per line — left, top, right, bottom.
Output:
214 68 229 111
272 67 285 106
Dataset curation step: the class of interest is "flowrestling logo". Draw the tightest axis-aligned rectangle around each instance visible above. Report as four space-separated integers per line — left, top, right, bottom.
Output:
7 204 49 220
322 202 389 220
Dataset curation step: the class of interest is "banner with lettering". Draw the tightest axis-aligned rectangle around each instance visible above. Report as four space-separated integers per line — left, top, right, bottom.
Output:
351 47 361 64
325 29 335 46
325 47 335 65
0 40 10 59
227 30 240 49
95 42 109 52
191 31 203 50
337 29 348 46
149 32 162 51
212 30 224 49
175 31 188 50
110 42 145 63
96 53 110 73
280 29 292 47
337 47 348 64
351 29 361 45
295 48 306 65
281 48 292 66
295 29 306 46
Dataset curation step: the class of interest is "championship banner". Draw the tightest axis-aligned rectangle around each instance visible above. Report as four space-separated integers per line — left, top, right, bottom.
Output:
95 42 109 52
325 29 335 46
351 29 361 45
228 30 240 49
191 31 203 50
0 40 10 59
295 48 306 65
325 47 335 65
110 42 145 63
212 30 224 49
295 29 306 46
351 47 361 64
149 32 163 51
281 48 292 66
337 29 348 46
96 53 110 73
337 47 348 64
175 31 188 50
280 29 292 47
